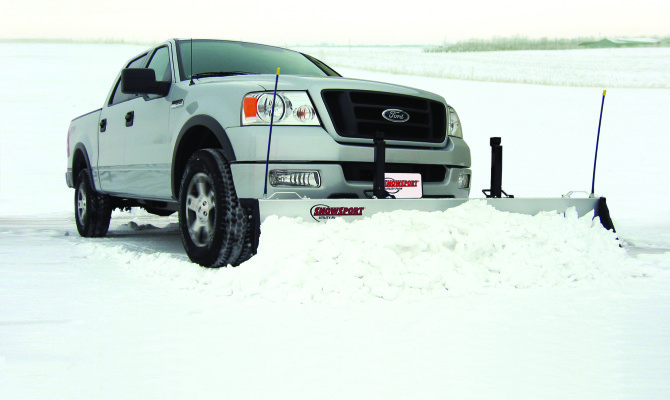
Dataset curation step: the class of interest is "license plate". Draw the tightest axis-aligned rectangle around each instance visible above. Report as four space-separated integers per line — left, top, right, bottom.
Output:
384 173 423 198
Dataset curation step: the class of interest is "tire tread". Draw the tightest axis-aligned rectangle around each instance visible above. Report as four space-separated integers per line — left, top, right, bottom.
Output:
178 149 249 267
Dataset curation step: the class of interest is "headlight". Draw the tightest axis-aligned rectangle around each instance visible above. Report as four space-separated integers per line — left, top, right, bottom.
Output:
447 106 463 138
242 91 320 126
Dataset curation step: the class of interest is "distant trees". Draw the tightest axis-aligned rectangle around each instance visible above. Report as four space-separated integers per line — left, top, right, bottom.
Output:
425 36 668 52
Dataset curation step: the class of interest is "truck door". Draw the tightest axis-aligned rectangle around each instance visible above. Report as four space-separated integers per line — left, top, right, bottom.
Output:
123 45 173 199
98 52 148 195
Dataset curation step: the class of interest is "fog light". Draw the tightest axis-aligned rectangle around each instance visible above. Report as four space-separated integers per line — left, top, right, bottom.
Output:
270 170 321 187
458 172 471 189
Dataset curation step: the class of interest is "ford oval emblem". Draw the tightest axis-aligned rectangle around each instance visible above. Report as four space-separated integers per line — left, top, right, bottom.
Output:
382 109 410 123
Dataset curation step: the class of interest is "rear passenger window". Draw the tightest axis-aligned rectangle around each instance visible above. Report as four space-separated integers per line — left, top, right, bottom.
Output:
108 53 148 106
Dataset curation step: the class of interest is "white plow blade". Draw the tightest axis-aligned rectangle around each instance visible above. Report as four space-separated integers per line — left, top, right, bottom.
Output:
257 197 610 224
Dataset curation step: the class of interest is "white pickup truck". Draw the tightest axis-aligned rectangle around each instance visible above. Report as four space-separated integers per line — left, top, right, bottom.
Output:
66 39 472 267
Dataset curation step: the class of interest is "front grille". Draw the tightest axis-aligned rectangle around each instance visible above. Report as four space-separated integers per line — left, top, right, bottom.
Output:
322 90 447 143
341 163 447 183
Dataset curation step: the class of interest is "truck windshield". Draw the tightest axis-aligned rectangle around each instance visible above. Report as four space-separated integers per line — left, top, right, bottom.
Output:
176 40 340 81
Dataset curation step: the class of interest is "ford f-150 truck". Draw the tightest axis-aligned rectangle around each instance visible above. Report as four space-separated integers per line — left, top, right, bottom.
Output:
66 39 472 267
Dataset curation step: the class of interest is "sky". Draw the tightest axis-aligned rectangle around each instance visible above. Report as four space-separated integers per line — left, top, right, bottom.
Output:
1 0 668 45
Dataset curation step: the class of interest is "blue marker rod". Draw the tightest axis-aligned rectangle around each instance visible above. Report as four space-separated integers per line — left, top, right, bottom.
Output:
263 68 281 198
591 90 606 196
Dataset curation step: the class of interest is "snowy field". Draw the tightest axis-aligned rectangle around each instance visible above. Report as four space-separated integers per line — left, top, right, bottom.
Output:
1 42 669 399
297 46 670 88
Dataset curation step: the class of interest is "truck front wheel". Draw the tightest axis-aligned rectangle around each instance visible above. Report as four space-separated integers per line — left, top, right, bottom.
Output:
75 169 112 237
178 149 248 267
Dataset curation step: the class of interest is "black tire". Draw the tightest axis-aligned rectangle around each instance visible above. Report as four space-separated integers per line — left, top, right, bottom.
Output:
75 169 112 237
178 149 249 267
235 217 255 265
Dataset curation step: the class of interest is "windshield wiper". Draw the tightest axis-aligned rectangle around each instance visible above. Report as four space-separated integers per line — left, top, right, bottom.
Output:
190 71 253 79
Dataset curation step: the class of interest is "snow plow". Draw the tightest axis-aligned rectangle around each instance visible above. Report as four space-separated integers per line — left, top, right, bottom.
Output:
242 135 615 256
238 86 615 260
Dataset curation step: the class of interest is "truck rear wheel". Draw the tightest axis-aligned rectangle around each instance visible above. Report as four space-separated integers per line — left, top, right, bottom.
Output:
178 149 249 267
75 169 112 237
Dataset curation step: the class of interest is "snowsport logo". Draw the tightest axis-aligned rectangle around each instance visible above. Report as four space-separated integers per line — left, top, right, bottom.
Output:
384 178 420 195
310 204 365 222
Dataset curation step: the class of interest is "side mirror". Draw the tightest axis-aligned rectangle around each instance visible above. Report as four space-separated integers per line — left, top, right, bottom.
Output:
121 68 170 96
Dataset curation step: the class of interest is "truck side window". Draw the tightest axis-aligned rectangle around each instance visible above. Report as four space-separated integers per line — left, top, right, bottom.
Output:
108 53 148 106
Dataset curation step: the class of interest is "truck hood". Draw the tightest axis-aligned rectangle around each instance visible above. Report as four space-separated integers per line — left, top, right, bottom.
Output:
191 74 447 104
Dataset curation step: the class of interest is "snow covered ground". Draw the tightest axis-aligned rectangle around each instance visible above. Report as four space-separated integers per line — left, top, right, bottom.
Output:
296 46 670 88
1 43 669 399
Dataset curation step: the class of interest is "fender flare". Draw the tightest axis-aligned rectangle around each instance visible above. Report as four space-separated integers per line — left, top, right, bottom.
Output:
171 114 237 198
71 143 97 190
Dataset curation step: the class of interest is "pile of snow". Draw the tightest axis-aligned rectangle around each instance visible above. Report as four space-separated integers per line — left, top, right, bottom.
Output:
83 201 634 303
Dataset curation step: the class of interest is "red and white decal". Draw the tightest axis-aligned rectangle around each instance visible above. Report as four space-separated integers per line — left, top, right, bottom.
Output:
310 204 365 222
384 173 423 198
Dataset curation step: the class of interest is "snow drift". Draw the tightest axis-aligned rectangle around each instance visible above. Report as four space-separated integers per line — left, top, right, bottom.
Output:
84 201 633 303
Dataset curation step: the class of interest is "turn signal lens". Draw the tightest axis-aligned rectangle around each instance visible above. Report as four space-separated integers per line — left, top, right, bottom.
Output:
243 96 258 119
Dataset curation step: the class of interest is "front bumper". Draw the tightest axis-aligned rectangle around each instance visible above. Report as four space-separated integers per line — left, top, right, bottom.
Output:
226 125 471 199
230 162 471 199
